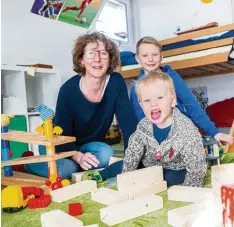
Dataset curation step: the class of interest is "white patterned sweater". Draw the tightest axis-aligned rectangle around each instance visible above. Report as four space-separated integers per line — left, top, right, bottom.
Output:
122 108 207 187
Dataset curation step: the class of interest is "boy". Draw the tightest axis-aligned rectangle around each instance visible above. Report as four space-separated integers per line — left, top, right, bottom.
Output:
123 71 207 187
131 37 234 145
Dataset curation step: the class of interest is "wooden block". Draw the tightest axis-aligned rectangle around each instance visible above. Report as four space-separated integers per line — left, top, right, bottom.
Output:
108 157 123 165
91 188 129 205
168 200 211 227
167 185 213 202
72 168 104 183
128 181 167 200
212 164 234 196
41 210 83 227
100 194 163 226
1 130 75 146
117 166 163 192
1 151 76 167
51 180 97 203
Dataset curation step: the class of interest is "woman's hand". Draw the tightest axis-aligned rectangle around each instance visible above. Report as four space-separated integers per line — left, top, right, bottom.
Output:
214 133 234 145
72 151 100 170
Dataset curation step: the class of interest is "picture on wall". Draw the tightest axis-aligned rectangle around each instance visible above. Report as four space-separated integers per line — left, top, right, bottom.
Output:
31 0 104 29
190 86 209 110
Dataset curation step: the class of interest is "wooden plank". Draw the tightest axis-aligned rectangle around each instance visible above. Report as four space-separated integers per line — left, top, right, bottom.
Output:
100 195 163 226
120 66 141 79
117 166 163 192
160 23 234 46
1 151 76 167
183 68 234 80
219 62 234 69
165 51 229 70
1 130 76 146
1 171 49 193
41 210 83 227
128 181 167 200
167 186 213 202
163 38 233 57
91 188 129 205
168 201 211 227
224 121 234 153
51 180 97 203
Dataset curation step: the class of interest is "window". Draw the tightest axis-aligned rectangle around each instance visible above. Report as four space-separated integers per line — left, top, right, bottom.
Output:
95 0 129 43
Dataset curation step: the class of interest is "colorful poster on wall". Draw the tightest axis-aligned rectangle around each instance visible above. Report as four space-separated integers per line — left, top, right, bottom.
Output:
31 0 104 29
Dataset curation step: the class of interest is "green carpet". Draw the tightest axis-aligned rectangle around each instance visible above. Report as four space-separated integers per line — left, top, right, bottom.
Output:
1 171 211 227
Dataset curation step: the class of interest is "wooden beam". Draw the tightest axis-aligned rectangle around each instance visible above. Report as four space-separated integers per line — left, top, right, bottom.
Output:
91 188 129 205
167 185 213 203
1 151 76 167
108 157 123 165
168 201 210 227
1 130 76 146
165 51 229 70
50 180 97 203
100 195 163 226
128 181 167 200
41 210 83 227
224 121 234 153
163 38 233 57
160 23 234 46
117 166 163 192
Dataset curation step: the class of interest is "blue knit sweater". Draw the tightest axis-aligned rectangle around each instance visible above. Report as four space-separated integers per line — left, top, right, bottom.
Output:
55 72 137 152
130 65 218 137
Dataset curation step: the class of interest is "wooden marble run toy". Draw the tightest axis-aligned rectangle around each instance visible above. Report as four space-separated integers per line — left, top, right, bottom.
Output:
1 105 76 192
1 114 15 177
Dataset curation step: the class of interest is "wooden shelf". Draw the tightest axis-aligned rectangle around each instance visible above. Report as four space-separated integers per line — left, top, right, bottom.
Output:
1 151 76 167
1 130 76 146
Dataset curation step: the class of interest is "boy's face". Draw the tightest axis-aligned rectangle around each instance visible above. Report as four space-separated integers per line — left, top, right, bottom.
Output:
140 79 176 128
136 44 162 72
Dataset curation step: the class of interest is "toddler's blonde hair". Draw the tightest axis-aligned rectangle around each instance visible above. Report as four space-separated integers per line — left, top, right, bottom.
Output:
135 71 176 101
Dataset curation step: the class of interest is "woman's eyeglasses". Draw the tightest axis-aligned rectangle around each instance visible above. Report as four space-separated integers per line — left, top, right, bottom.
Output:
84 50 109 59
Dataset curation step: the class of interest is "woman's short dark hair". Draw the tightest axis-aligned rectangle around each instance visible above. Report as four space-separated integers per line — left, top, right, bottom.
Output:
72 32 120 75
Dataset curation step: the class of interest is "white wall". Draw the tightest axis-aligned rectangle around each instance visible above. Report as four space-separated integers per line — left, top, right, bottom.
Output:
186 73 234 105
133 0 233 40
1 0 87 76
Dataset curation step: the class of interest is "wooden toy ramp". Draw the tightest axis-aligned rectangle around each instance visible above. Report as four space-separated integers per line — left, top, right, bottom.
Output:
225 121 234 153
1 130 75 146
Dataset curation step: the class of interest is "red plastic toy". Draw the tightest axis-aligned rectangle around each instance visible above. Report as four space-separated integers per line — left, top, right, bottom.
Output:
69 203 83 216
28 195 51 209
221 184 234 227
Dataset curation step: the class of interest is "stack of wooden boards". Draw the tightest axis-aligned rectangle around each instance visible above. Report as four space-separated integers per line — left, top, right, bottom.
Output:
41 163 234 227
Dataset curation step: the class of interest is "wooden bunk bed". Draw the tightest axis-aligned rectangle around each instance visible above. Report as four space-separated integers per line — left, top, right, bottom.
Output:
120 23 234 79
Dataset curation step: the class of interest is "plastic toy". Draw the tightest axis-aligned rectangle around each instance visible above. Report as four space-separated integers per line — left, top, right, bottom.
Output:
69 203 83 216
1 185 35 213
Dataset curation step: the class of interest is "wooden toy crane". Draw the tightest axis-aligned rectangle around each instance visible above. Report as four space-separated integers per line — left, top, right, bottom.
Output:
1 105 76 191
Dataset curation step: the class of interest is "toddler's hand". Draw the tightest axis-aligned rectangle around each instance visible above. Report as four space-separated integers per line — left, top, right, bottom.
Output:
214 133 234 145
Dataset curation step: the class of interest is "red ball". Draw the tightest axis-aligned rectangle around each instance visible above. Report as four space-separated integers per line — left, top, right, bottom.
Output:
51 182 62 190
45 180 51 186
56 176 63 182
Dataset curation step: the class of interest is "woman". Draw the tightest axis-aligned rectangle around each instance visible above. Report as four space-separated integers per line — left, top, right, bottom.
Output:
25 32 137 178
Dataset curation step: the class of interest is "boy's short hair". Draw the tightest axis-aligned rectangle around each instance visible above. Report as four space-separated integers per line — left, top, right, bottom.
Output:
136 37 162 55
135 71 176 101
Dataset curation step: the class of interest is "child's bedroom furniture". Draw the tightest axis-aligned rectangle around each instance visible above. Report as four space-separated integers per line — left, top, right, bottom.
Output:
120 23 234 80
